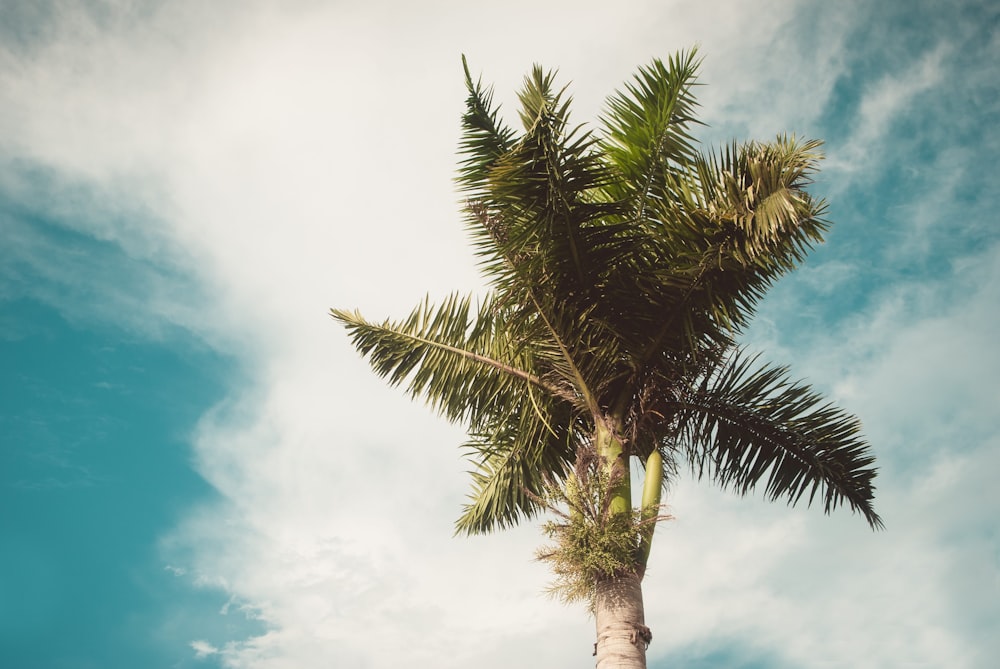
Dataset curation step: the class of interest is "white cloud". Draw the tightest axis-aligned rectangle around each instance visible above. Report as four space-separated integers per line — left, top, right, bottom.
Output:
191 639 220 659
826 43 948 178
3 1 996 668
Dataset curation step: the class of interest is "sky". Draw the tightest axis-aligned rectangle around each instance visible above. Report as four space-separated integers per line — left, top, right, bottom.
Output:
1 0 997 667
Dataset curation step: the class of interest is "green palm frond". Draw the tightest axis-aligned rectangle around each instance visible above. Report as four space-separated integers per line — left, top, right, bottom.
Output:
458 55 516 200
600 49 702 212
333 294 589 535
608 135 829 378
670 350 882 529
331 294 568 429
457 398 582 534
457 59 635 416
693 136 828 270
466 62 623 301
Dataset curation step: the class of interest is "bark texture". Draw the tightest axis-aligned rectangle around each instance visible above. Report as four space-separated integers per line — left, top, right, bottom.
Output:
594 572 649 669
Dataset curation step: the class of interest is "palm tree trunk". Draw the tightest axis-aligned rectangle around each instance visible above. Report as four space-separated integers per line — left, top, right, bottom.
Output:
594 572 650 669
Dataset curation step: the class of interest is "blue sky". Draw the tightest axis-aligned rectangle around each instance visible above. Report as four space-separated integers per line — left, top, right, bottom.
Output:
1 1 997 668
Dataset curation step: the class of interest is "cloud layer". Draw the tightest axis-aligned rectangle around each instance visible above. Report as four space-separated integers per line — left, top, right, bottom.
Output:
3 1 997 667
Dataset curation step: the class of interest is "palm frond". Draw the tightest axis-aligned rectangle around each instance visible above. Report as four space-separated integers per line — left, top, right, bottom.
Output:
694 135 828 271
485 69 620 294
612 135 829 376
671 350 882 529
457 398 582 534
456 62 637 416
457 55 516 198
331 295 567 428
600 49 702 213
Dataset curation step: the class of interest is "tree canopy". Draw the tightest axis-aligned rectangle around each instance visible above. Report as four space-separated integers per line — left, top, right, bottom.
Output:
332 48 881 540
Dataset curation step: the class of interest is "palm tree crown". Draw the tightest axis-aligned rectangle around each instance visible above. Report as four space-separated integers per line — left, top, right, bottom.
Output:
332 49 881 541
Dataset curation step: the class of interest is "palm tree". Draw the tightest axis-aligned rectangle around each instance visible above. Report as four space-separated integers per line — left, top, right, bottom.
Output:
332 49 881 669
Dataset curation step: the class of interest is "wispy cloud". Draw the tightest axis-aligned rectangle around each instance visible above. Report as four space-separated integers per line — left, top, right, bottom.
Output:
826 44 948 175
190 639 219 659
